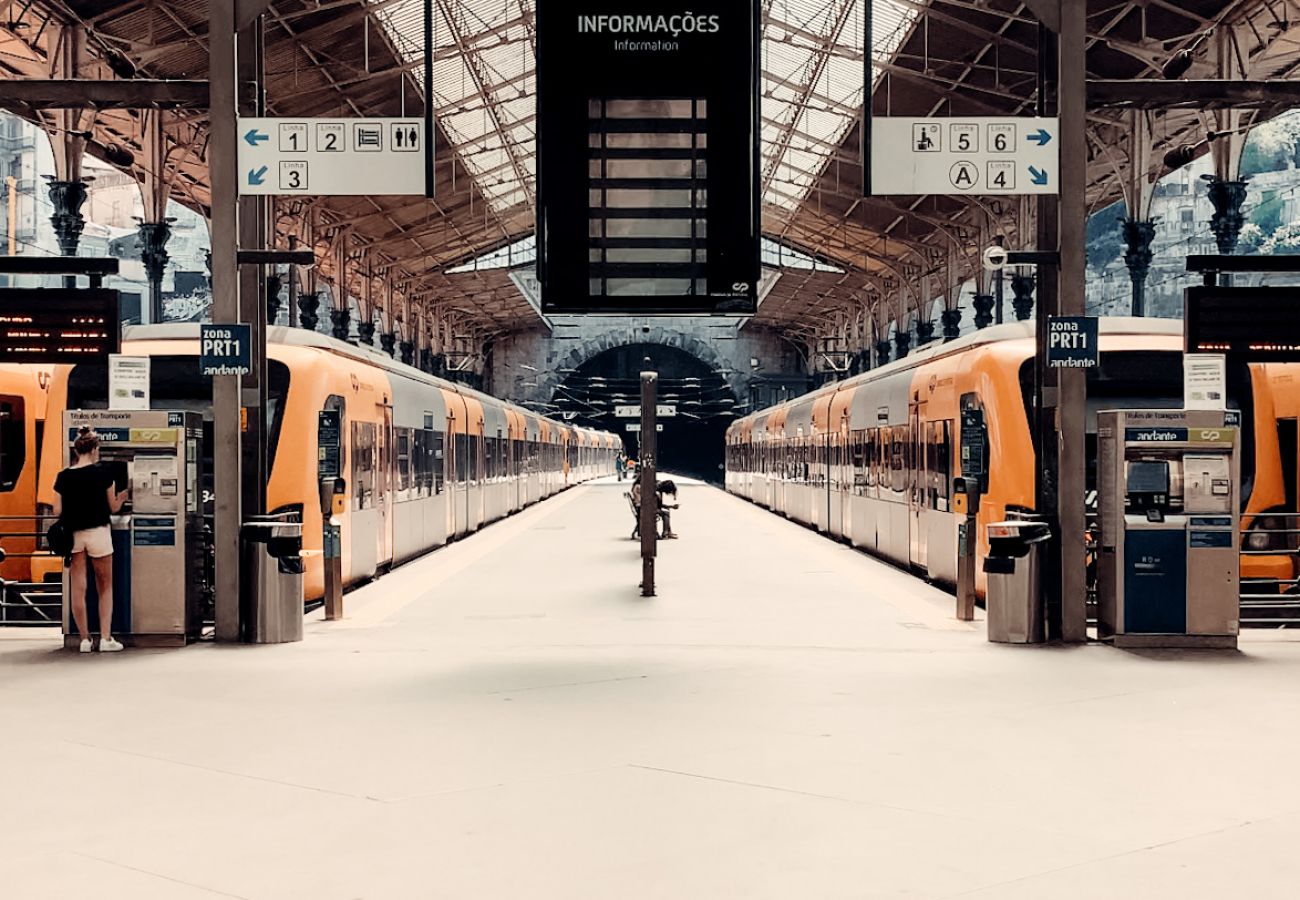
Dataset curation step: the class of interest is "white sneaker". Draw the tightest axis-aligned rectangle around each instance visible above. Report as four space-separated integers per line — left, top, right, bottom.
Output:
79 639 93 654
99 637 124 653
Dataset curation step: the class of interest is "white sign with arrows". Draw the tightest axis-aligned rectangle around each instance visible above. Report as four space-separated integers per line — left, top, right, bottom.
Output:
236 117 425 196
870 117 1059 196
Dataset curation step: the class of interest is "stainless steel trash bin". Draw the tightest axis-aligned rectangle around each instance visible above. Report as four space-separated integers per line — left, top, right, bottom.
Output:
982 520 1051 643
240 517 304 643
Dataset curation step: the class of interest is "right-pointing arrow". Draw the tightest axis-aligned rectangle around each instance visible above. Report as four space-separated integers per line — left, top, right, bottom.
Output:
1028 166 1048 186
1027 128 1052 146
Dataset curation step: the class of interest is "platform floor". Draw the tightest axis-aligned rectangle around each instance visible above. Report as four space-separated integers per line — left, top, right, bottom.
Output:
5 480 1300 898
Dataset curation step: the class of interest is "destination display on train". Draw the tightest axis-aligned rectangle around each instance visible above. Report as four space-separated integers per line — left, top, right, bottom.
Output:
535 0 759 314
0 288 119 364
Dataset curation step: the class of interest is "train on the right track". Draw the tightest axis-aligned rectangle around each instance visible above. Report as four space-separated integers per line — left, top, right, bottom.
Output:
725 318 1300 597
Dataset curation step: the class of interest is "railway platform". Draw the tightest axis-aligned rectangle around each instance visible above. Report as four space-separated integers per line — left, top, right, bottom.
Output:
5 479 1300 899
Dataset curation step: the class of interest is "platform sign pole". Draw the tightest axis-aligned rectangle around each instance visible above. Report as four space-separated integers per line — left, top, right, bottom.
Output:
639 369 658 597
209 0 242 643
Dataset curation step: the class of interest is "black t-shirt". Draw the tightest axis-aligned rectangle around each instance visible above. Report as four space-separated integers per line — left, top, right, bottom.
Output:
54 464 114 532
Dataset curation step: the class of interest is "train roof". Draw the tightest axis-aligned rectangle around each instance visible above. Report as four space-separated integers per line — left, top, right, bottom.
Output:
120 324 616 443
729 316 1184 433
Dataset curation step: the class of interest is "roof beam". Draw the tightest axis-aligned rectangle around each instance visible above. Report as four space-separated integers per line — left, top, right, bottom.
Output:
0 78 208 108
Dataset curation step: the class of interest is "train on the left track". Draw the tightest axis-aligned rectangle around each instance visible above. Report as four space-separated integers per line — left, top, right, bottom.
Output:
9 324 619 599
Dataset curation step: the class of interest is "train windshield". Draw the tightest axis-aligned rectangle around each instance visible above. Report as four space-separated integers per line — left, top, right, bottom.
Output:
66 356 291 511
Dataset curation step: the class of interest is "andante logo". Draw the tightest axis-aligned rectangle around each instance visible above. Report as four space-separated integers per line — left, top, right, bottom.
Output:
577 13 721 35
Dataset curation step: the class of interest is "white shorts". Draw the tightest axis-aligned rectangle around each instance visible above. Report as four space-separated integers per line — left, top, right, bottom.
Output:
71 526 113 559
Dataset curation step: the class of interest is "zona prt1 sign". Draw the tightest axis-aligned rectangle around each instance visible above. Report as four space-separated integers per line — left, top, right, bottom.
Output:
200 324 252 376
1046 316 1098 369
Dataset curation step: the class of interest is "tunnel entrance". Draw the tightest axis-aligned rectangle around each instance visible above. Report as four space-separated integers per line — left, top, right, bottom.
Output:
551 343 737 483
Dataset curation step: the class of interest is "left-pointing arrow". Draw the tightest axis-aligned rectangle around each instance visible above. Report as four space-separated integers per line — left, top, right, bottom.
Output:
248 166 268 186
244 129 269 147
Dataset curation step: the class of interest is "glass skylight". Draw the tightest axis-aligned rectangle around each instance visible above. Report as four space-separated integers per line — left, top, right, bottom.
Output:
374 0 918 218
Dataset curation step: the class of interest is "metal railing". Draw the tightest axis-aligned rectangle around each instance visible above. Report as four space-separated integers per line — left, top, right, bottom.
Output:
0 515 62 626
1239 512 1300 627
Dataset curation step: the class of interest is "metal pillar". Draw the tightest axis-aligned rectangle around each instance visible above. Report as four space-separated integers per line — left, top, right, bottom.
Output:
357 319 376 346
238 18 269 548
972 293 995 329
208 0 241 643
875 338 891 367
639 369 658 597
380 330 397 357
915 319 935 345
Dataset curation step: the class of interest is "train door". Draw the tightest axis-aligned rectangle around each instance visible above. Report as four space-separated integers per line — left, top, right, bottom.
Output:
376 403 394 566
908 397 929 571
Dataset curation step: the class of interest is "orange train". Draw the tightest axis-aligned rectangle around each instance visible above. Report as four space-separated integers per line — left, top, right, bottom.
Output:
30 324 620 599
725 318 1299 595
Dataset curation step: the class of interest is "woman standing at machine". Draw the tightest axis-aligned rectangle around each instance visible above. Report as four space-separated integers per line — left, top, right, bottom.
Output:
54 428 127 653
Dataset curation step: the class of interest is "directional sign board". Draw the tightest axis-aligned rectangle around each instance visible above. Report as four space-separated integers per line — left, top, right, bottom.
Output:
237 118 425 196
625 423 664 433
615 405 677 418
1046 316 1098 369
870 117 1059 196
200 324 252 376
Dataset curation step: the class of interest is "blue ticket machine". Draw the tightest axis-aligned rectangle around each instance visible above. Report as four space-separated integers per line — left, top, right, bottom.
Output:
1096 409 1239 649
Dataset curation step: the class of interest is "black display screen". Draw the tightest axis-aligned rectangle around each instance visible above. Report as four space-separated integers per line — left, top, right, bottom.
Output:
1127 461 1169 495
536 0 759 314
1185 285 1300 360
0 288 119 364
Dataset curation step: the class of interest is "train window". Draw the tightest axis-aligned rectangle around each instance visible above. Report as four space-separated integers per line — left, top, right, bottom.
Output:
928 420 952 510
432 430 445 494
395 428 411 495
0 395 24 491
454 431 468 482
352 421 375 510
891 426 907 492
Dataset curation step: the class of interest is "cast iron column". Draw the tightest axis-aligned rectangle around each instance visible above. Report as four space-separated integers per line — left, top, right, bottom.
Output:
330 307 351 342
875 339 891 367
1121 218 1155 316
972 293 995 329
137 220 171 323
940 308 962 341
915 319 935 346
380 331 396 357
297 291 320 331
400 339 415 366
893 327 911 359
1010 272 1035 320
1206 177 1248 255
357 319 376 346
46 178 87 257
265 273 282 324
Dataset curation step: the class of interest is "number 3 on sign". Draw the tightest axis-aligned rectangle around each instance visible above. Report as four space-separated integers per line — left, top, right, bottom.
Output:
279 161 308 191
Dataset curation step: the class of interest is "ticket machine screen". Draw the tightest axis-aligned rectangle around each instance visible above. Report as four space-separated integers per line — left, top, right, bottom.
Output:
1127 460 1169 495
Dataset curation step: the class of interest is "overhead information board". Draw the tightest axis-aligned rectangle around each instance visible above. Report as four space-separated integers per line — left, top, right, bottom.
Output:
1185 286 1300 361
869 117 1059 196
536 0 760 314
236 118 425 196
0 288 118 364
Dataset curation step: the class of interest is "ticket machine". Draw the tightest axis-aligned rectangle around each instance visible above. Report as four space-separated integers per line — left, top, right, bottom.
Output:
61 409 204 648
1096 409 1239 649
